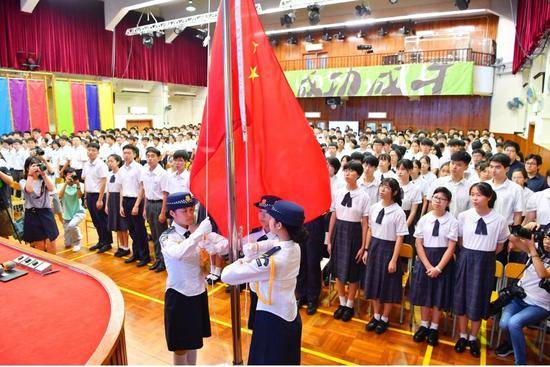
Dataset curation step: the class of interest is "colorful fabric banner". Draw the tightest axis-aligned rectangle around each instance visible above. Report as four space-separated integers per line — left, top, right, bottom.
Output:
86 84 100 131
8 79 30 131
284 61 475 97
71 83 88 132
0 78 12 135
27 79 50 134
54 81 74 135
98 83 114 130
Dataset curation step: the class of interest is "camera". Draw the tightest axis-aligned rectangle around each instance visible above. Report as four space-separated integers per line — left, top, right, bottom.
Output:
489 283 527 316
37 162 47 172
511 224 550 258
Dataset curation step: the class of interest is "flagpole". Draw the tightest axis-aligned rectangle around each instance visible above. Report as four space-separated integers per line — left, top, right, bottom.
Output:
221 0 243 364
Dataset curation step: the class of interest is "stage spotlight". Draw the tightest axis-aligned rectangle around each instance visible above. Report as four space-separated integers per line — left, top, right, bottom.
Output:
174 27 183 35
286 35 298 45
195 29 207 40
389 0 398 4
335 31 346 41
304 33 314 43
356 30 366 38
307 5 321 25
270 37 279 47
378 27 388 37
454 0 470 10
321 31 332 41
280 12 296 27
357 44 373 51
153 30 164 38
142 34 154 48
398 26 411 35
355 4 371 17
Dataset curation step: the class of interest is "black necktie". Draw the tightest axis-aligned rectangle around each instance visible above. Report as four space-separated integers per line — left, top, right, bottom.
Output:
257 234 268 241
381 174 385 180
432 219 440 237
475 218 488 235
341 192 352 207
375 208 385 224
109 174 115 183
184 231 191 239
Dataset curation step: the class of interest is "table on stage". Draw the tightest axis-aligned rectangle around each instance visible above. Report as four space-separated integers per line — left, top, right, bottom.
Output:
0 238 127 365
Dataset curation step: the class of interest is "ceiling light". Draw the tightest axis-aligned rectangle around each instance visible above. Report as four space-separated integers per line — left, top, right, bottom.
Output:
355 4 371 16
304 33 314 43
389 0 399 4
280 12 296 27
454 0 470 10
270 37 279 47
356 29 366 38
378 26 388 37
286 35 298 45
307 5 321 25
321 31 332 41
398 25 412 35
335 31 346 40
186 0 196 12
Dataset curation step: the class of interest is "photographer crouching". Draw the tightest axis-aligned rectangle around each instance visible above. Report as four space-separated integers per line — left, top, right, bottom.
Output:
494 223 550 364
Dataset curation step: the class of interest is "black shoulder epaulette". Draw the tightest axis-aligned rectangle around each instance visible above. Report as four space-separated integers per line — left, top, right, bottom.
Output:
255 246 281 268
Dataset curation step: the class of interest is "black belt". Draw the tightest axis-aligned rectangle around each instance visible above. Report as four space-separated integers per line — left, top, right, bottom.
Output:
123 196 138 199
147 199 163 203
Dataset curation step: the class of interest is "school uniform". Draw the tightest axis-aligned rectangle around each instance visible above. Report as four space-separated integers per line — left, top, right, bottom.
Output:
11 149 27 182
374 169 397 181
222 239 302 365
296 215 325 306
359 177 380 209
106 171 127 232
19 178 59 243
164 169 191 195
428 176 474 219
363 202 409 303
82 158 113 247
526 173 548 193
520 187 534 217
420 171 438 189
330 187 370 283
486 179 524 225
410 211 458 311
400 181 423 245
526 188 550 225
454 208 509 321
70 145 88 180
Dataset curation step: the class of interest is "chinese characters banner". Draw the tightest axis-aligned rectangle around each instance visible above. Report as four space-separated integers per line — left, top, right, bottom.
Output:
285 62 474 98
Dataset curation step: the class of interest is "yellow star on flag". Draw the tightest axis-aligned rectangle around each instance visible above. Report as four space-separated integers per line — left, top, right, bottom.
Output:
252 40 259 53
249 66 259 81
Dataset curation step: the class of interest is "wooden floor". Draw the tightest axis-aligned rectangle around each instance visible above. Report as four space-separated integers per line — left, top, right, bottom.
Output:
22 218 550 365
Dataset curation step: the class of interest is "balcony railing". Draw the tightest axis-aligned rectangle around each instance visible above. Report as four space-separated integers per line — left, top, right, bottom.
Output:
279 48 495 71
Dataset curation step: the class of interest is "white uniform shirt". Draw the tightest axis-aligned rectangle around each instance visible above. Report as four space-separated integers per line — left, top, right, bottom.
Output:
70 146 88 170
330 187 370 222
458 208 509 252
359 177 380 209
368 202 409 241
486 179 524 225
11 149 28 170
414 211 459 248
107 171 123 193
415 152 440 169
519 259 550 311
58 145 74 167
412 178 429 199
221 239 301 322
526 188 550 225
521 187 534 216
81 158 109 193
420 171 438 188
428 176 474 218
330 175 345 195
374 169 397 181
119 161 143 198
164 170 191 195
1 148 12 169
141 164 168 201
400 181 422 211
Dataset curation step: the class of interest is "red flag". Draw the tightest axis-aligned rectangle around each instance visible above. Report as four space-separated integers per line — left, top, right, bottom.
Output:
190 0 330 236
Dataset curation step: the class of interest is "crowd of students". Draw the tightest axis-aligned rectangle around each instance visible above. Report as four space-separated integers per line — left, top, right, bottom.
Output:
0 124 549 365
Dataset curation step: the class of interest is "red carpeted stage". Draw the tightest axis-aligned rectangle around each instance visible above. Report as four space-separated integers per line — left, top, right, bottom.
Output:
0 239 126 365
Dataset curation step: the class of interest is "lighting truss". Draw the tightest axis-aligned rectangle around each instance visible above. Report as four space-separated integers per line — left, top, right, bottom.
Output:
125 0 358 36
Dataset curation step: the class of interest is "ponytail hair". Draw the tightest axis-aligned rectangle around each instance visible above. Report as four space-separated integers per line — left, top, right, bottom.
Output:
285 224 309 244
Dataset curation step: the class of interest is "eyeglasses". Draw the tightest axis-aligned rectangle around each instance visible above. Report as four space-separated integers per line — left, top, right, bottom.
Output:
432 196 449 203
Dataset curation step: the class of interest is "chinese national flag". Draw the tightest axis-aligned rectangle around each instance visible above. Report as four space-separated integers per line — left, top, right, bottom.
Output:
190 0 331 236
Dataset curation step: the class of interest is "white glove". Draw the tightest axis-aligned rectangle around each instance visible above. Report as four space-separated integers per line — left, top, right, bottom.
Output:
189 217 213 241
198 239 216 254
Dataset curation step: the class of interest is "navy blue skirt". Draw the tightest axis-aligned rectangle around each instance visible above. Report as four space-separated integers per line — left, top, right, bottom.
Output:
164 289 211 351
331 219 364 283
363 237 403 303
453 247 495 321
107 192 128 232
23 208 59 243
248 311 301 365
410 247 454 311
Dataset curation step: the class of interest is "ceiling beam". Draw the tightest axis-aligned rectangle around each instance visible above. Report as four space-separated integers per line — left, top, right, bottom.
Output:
104 0 177 31
20 0 40 13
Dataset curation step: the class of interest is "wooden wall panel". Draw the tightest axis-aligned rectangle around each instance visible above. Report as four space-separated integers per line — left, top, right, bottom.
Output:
298 95 491 132
272 15 498 62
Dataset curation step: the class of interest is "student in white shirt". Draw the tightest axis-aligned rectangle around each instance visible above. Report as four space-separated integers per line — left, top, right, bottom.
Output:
419 155 438 188
510 167 534 218
57 136 73 176
67 136 88 180
327 161 370 322
454 182 509 358
105 154 130 258
525 170 550 225
374 153 397 181
222 200 307 365
410 187 458 347
396 159 422 245
487 153 524 227
164 150 191 195
327 157 345 195
360 154 380 208
415 138 440 172
363 178 409 334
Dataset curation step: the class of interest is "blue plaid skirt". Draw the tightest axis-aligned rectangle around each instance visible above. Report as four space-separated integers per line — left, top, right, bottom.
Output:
330 219 364 283
363 237 403 303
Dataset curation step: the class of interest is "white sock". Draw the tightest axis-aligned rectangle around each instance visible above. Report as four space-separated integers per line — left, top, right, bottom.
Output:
212 266 221 276
374 313 381 320
469 335 477 341
346 299 354 308
381 316 389 323
421 320 429 328
429 323 439 330
339 296 347 306
459 333 468 339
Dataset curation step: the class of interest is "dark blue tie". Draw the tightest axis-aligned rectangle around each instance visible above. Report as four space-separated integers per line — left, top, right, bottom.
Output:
341 192 352 207
475 218 488 235
109 174 115 183
375 208 385 224
184 231 191 239
257 234 268 241
432 219 440 237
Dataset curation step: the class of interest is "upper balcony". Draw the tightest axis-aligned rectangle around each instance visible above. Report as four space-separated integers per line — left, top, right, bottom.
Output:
279 48 496 71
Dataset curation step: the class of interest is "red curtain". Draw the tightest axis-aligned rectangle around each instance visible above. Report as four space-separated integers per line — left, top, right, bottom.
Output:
0 0 207 86
513 0 550 74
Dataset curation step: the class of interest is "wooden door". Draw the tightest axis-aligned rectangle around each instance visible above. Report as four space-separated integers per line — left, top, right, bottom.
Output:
126 119 153 131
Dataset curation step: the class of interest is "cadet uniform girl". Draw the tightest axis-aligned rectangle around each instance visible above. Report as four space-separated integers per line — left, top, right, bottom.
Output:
454 182 509 357
221 200 307 365
363 178 409 334
328 161 370 322
410 187 458 347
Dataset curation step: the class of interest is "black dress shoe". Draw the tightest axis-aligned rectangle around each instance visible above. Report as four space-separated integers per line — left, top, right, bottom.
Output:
333 305 346 320
454 337 468 353
427 329 439 347
366 317 379 332
154 264 166 273
137 259 150 267
306 301 318 315
341 306 354 322
413 326 429 343
297 298 308 308
97 244 112 253
374 320 389 334
115 249 131 258
89 243 103 251
124 255 138 264
149 260 160 271
469 340 480 358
